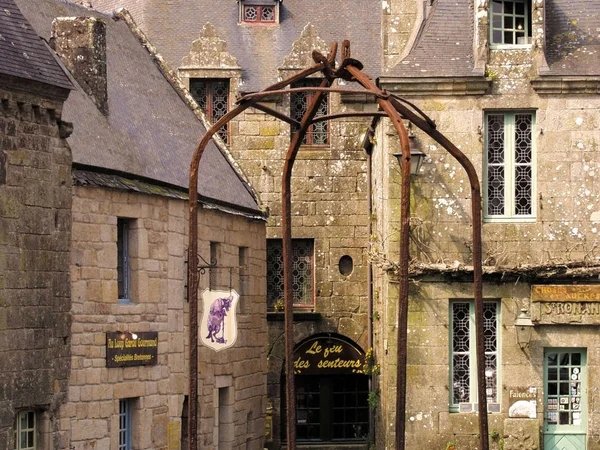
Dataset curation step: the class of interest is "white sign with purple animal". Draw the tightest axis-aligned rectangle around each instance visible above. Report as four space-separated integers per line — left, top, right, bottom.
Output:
200 289 240 352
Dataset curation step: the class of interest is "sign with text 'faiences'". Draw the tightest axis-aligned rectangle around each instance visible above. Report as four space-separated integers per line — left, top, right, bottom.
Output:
106 331 158 367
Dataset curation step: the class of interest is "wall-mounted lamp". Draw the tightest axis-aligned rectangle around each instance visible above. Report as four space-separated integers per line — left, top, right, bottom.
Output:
515 308 534 349
393 137 427 175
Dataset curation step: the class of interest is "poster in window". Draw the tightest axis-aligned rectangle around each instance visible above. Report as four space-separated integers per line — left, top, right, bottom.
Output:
200 289 239 352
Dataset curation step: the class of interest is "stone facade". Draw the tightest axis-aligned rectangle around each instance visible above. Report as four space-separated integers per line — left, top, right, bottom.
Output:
62 186 267 450
177 19 377 450
69 0 600 449
0 80 72 449
372 1 600 448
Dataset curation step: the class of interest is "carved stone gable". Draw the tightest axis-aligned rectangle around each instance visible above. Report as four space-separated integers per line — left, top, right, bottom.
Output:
181 23 239 69
280 23 329 70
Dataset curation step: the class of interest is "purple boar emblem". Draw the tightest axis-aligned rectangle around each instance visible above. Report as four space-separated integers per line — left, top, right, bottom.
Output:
205 296 232 344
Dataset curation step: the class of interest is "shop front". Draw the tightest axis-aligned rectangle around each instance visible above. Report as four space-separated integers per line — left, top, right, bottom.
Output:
282 334 369 448
532 284 600 450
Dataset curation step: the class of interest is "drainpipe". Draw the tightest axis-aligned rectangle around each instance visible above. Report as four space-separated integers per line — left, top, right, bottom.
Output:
362 116 380 446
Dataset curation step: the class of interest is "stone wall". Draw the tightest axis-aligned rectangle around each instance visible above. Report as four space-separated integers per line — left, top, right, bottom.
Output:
0 81 72 449
62 185 267 450
374 39 600 449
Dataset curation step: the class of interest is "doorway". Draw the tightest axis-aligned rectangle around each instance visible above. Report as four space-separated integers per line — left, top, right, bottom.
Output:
544 348 587 450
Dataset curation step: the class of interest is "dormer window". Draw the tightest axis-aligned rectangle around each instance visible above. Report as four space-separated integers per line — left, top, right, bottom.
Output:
239 0 280 24
490 0 532 46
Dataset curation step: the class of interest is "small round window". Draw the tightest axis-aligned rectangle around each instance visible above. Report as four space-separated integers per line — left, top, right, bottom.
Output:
338 255 353 276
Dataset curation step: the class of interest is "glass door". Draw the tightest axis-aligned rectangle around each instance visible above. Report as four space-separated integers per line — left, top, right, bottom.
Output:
544 349 587 450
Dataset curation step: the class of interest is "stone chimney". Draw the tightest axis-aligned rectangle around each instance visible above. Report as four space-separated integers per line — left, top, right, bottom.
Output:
51 17 108 115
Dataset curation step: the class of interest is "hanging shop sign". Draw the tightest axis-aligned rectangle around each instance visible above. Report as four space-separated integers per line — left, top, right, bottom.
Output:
508 387 537 419
106 331 158 367
531 285 600 325
200 289 239 352
293 335 365 375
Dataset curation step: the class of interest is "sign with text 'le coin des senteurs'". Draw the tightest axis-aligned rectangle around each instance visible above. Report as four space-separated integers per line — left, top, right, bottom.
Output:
106 331 158 367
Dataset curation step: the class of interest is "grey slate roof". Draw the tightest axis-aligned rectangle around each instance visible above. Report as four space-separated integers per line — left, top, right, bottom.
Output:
106 0 382 92
0 0 72 89
386 0 476 78
544 0 600 76
15 0 262 215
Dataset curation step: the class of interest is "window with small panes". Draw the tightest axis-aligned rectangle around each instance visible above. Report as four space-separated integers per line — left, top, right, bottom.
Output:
484 111 536 222
290 79 329 146
450 301 500 411
189 79 230 144
490 0 532 46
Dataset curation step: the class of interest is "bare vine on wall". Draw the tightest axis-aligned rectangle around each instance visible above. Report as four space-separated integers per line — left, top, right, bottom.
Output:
369 216 600 279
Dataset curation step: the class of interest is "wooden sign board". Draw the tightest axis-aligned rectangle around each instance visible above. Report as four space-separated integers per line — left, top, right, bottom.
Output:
531 285 600 325
293 336 365 375
106 331 158 368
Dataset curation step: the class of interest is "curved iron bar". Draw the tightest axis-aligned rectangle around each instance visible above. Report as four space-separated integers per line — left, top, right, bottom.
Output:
187 61 327 450
282 42 339 449
390 93 437 129
239 86 380 102
309 111 390 124
187 39 488 450
246 102 301 127
342 58 413 450
388 97 488 450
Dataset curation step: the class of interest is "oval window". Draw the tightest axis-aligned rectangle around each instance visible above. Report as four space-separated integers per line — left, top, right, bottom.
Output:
338 255 353 276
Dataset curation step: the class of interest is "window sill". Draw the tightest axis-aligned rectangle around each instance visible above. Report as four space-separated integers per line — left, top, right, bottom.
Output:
267 311 321 322
490 44 533 50
483 217 536 224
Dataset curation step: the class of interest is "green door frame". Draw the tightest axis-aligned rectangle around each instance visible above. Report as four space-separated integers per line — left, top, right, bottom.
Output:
543 348 587 450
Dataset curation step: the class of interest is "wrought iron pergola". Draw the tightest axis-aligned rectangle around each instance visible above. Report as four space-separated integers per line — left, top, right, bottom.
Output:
187 40 489 450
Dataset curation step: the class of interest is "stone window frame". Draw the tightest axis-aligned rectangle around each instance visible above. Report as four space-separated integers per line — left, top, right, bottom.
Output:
117 218 132 302
449 300 501 413
118 398 139 450
266 239 314 310
189 78 230 144
483 110 537 223
242 5 277 24
290 79 330 147
14 410 36 450
489 0 533 47
239 0 280 25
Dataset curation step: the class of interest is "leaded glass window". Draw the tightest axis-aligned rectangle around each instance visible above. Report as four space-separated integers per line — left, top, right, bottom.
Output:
189 79 229 144
266 239 313 308
243 5 275 23
485 112 535 221
290 80 329 146
450 301 500 410
490 0 532 45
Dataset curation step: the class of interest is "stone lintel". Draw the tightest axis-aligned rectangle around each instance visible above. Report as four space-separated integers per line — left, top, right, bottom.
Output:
531 76 600 95
380 77 491 96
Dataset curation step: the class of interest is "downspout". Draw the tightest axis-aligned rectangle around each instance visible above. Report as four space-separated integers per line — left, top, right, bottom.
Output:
362 116 380 446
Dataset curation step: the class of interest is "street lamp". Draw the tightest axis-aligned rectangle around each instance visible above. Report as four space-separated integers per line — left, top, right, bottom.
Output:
393 146 427 175
515 308 534 349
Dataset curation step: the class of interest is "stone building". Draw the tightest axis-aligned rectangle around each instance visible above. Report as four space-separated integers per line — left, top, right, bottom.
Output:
84 1 384 448
10 0 269 448
0 1 73 448
66 0 600 449
371 0 600 449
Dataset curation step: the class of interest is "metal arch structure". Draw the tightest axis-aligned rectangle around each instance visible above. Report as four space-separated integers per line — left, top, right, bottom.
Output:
187 40 489 450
